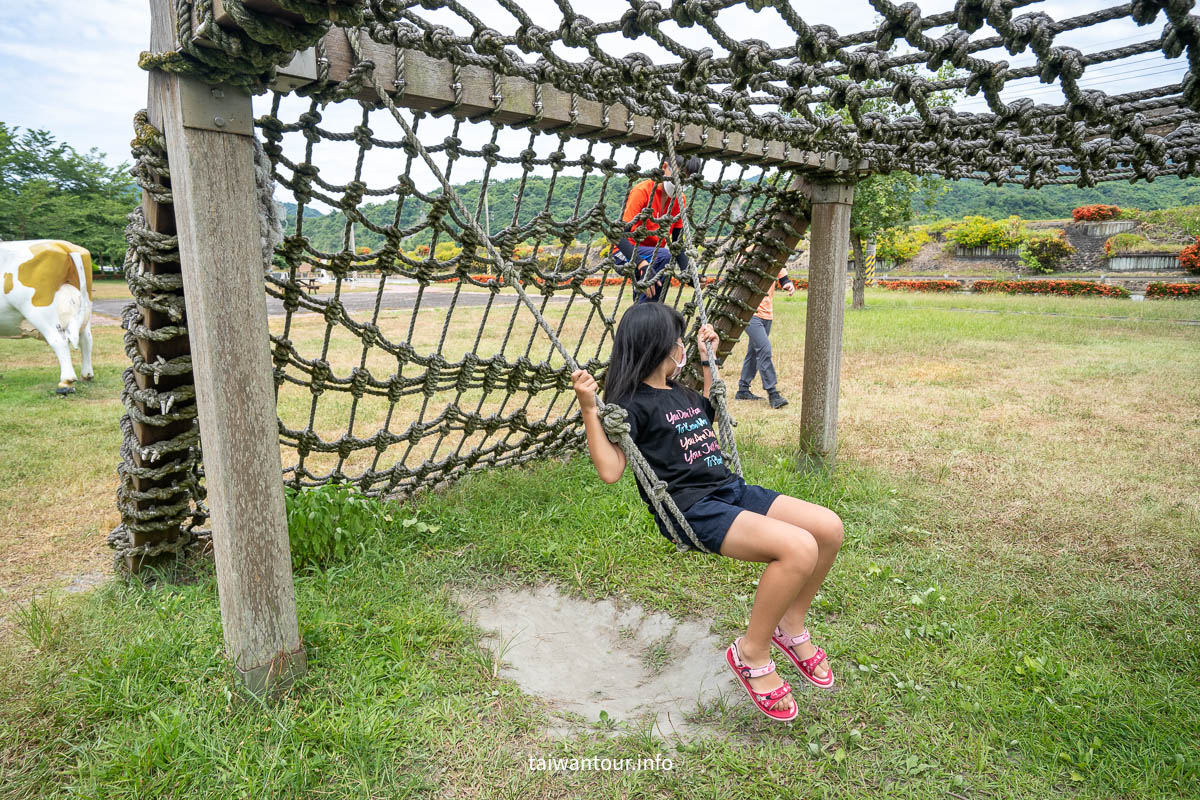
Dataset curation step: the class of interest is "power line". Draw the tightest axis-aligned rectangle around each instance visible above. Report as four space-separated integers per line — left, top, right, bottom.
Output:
954 65 1187 109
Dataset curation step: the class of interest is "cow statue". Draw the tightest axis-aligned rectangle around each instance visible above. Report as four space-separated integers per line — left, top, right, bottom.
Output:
0 240 95 394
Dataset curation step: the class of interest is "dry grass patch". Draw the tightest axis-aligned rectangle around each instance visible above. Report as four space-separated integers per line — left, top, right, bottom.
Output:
723 292 1200 593
0 326 127 616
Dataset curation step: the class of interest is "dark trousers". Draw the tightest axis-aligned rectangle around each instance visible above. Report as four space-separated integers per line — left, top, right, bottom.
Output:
738 316 777 393
616 245 673 304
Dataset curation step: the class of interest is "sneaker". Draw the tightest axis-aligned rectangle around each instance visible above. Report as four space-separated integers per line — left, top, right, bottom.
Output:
735 389 763 401
768 391 789 409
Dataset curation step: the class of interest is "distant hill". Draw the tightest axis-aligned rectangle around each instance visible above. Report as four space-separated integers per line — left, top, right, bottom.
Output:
275 173 1200 256
932 176 1200 220
278 176 762 255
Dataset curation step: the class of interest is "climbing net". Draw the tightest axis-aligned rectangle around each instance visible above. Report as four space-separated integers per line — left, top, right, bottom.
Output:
115 0 1200 562
261 66 790 504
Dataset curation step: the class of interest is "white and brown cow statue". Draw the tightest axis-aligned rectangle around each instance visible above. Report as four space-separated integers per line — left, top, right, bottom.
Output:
0 240 95 393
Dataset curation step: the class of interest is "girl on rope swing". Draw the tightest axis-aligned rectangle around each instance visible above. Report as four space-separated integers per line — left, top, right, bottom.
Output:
570 302 843 722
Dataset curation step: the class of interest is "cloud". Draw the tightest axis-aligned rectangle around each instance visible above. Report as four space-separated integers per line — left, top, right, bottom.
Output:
0 0 150 165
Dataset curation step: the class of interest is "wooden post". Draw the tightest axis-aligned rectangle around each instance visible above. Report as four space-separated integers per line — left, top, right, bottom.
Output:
800 181 855 465
148 0 305 694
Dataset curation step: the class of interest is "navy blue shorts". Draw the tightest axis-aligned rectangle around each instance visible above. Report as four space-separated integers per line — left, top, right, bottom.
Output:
653 476 782 554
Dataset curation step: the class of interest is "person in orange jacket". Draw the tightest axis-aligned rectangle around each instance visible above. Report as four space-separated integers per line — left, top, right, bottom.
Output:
613 155 704 304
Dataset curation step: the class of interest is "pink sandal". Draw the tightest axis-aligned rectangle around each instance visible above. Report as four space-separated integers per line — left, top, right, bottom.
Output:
772 626 835 689
726 638 798 722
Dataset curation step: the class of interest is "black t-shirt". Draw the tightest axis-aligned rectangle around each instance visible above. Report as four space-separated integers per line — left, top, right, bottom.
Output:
622 381 735 512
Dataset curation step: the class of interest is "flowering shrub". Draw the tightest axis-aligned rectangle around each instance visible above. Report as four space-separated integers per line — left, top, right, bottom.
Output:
946 216 1024 250
1019 231 1075 274
1145 282 1200 299
877 279 961 292
875 227 930 264
1072 204 1121 222
972 279 1129 298
440 274 716 289
1178 238 1200 274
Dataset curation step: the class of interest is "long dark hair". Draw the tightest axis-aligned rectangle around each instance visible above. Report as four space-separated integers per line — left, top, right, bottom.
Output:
603 303 685 405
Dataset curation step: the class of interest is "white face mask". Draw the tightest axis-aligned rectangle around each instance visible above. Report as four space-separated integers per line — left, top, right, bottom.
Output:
669 341 685 380
661 180 677 197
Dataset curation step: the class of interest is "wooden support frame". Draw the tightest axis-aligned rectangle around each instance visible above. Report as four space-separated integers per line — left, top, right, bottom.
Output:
320 34 864 176
800 181 855 466
148 0 305 695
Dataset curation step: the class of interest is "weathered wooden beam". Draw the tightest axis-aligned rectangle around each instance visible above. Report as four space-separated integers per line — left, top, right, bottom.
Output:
799 181 854 466
148 0 305 696
321 33 865 175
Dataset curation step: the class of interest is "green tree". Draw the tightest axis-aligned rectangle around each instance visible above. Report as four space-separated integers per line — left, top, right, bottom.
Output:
848 172 945 307
810 58 961 308
0 123 137 265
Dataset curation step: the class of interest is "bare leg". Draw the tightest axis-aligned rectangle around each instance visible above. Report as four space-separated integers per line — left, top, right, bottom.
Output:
719 510 819 712
765 495 844 679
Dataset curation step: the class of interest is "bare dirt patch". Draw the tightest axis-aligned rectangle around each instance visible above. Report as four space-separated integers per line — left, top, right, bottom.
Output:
456 584 736 740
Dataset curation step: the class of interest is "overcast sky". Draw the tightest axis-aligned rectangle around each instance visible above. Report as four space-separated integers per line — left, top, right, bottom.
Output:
0 0 1184 199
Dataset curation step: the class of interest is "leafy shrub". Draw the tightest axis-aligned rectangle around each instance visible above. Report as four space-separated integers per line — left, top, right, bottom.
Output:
434 242 462 261
971 279 1129 298
1104 233 1184 256
1120 205 1200 238
876 227 930 264
919 219 956 240
1178 238 1200 274
1073 204 1121 222
1145 282 1200 299
877 279 961 292
946 216 1024 250
1019 231 1075 274
284 484 390 568
536 252 585 271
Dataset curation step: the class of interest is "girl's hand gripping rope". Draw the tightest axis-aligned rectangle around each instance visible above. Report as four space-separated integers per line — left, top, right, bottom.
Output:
696 323 718 362
571 369 599 413
572 369 626 484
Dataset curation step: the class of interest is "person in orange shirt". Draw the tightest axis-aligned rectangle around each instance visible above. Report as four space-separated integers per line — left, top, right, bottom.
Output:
613 155 704 304
736 268 795 408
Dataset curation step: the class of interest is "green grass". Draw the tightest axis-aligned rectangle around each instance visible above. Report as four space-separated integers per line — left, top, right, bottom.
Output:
2 452 1197 798
1 288 1198 798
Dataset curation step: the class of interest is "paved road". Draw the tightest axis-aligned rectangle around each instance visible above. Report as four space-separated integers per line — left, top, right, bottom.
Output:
93 287 565 320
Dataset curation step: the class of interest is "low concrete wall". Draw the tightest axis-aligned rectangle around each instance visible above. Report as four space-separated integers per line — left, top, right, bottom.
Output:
1106 253 1181 271
1081 220 1137 237
955 246 1020 259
